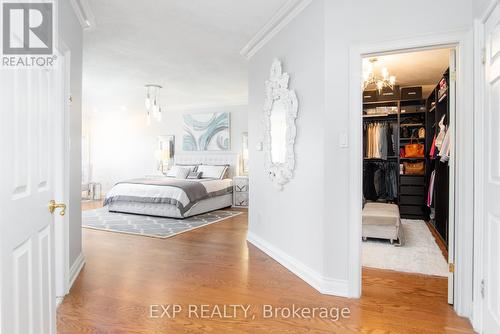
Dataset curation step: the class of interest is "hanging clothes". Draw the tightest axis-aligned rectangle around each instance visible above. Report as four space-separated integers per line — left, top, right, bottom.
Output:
435 114 446 150
363 162 378 200
390 122 397 155
364 121 395 159
429 134 437 159
378 125 386 160
439 127 452 163
427 170 436 207
363 161 398 201
386 162 398 199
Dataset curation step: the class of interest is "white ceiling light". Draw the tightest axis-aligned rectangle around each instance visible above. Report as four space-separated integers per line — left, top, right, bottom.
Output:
363 58 396 92
144 84 163 124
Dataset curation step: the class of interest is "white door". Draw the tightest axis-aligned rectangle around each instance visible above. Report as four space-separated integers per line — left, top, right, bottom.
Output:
483 3 500 333
0 58 66 332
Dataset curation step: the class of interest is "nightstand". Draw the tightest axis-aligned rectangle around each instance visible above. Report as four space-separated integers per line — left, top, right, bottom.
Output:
233 176 249 208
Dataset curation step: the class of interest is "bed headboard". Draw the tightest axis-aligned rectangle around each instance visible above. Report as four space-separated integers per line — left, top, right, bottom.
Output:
174 153 239 178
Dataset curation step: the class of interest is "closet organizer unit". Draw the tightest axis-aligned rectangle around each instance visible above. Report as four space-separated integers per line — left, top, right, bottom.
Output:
363 71 451 246
425 70 451 245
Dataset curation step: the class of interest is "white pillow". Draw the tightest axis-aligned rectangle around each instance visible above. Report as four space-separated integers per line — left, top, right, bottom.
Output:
175 167 190 179
197 165 228 179
177 164 198 171
166 165 197 177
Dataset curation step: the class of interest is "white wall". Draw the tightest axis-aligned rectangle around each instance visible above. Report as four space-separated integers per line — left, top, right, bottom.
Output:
323 0 477 281
248 0 490 302
85 105 247 192
248 0 326 278
323 0 484 289
59 0 84 270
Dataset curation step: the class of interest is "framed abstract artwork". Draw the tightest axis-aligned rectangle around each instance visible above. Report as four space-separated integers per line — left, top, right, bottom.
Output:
182 112 230 151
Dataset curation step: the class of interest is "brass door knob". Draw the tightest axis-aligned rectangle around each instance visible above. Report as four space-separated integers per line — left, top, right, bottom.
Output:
48 200 66 216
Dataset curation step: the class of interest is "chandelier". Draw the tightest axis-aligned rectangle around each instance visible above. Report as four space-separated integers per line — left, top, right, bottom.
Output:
363 58 396 92
144 84 163 124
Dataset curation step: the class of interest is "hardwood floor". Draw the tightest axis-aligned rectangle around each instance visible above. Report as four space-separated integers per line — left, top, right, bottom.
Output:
427 221 449 260
57 202 473 333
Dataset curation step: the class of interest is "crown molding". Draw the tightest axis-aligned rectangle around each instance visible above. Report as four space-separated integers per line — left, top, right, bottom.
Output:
70 0 95 30
239 0 312 60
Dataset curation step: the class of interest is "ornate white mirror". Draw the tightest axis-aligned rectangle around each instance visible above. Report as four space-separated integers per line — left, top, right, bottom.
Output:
264 59 298 190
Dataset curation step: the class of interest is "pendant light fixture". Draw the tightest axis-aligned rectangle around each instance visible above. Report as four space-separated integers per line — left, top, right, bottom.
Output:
144 84 163 124
363 58 396 92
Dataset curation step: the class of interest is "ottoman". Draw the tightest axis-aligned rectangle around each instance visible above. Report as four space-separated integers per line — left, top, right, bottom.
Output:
362 203 404 245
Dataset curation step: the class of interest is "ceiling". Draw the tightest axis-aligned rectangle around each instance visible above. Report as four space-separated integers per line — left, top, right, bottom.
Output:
83 0 287 115
83 3 450 115
363 48 451 96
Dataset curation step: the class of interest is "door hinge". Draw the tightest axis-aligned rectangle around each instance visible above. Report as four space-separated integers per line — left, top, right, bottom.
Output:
450 70 457 81
482 48 486 65
481 279 485 298
449 263 455 273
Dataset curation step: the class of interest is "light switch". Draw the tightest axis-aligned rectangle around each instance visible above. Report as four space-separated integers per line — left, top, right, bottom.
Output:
339 132 348 148
256 142 263 151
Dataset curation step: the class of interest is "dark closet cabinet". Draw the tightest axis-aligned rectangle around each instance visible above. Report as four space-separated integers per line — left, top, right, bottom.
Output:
398 101 427 219
425 69 450 245
362 69 451 247
363 91 428 219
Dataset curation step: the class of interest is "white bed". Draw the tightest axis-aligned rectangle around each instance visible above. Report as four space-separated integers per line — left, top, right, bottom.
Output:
105 178 233 218
104 154 238 219
107 193 233 218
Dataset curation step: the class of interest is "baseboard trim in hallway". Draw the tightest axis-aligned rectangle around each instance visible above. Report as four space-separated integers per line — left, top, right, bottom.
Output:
247 231 349 297
69 252 85 291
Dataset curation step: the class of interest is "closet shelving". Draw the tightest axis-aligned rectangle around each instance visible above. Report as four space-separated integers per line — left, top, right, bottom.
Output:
398 99 428 219
363 92 429 218
362 69 451 246
425 69 450 246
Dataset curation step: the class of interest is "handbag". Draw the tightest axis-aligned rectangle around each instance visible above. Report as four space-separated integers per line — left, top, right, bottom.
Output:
404 137 425 158
418 127 425 139
404 161 425 175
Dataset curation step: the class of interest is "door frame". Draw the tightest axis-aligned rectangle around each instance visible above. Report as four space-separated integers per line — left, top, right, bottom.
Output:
54 41 72 304
472 0 498 332
347 29 475 317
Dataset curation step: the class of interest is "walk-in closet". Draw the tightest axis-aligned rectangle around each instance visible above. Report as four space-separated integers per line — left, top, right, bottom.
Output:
360 48 454 283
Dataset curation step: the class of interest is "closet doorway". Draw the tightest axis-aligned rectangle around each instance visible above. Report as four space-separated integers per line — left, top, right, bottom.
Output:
359 47 456 304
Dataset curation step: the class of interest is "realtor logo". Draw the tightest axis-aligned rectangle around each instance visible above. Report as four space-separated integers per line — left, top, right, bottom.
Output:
3 2 52 54
1 1 56 68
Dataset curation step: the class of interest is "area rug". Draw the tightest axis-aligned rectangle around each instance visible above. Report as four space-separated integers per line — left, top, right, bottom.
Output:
362 219 448 277
82 208 242 239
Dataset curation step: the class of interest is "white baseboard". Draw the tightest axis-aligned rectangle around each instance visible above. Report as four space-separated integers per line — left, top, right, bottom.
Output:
247 231 349 297
68 252 85 291
56 296 64 309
